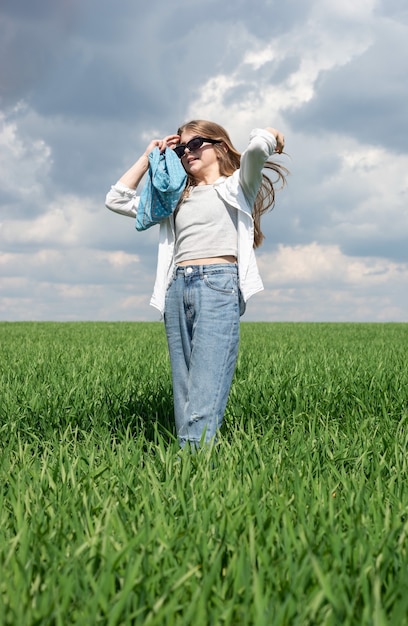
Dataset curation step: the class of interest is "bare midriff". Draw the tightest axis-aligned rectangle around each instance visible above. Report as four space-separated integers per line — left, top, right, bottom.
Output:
177 256 237 266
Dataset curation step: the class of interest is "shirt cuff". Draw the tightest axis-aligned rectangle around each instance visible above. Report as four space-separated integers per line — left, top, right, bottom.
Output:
112 181 137 196
249 128 277 152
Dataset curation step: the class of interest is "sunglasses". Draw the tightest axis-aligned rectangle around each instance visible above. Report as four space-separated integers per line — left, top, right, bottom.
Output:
174 137 221 159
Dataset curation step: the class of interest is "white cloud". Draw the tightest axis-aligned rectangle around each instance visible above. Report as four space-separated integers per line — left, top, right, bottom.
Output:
0 107 51 205
2 195 98 246
319 141 408 243
1 0 407 322
0 248 153 321
187 0 375 132
258 243 408 285
252 243 408 321
314 0 378 20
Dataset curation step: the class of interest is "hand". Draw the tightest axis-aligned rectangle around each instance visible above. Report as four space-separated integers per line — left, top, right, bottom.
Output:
265 127 285 153
162 134 181 151
143 134 181 156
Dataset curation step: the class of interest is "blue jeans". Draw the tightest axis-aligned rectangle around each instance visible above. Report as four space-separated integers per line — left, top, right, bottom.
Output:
164 264 243 448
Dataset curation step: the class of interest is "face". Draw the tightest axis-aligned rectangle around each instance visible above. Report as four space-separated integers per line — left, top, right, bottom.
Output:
178 131 222 184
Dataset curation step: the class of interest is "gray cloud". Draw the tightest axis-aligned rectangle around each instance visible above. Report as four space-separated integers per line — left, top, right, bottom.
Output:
0 0 81 105
1 0 408 322
286 20 408 153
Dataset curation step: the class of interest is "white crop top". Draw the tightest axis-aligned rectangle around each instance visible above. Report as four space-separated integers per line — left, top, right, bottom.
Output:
174 185 238 264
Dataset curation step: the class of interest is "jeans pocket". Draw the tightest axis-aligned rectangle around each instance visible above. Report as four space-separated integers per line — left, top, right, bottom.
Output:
203 272 237 294
238 289 246 316
166 271 177 292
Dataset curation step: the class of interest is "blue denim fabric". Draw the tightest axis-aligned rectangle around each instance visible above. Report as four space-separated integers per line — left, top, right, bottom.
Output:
164 264 243 448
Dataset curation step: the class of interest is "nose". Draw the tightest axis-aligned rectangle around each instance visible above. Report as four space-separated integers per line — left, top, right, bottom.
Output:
181 147 193 160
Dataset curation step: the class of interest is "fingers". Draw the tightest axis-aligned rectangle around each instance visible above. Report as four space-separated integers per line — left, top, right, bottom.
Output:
274 132 285 154
265 127 285 153
161 134 181 151
145 134 181 156
144 139 161 155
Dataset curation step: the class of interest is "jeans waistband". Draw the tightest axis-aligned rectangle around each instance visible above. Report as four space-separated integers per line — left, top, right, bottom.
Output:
175 263 238 277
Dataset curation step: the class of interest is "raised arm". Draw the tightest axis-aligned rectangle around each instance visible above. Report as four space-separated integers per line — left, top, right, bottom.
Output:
239 127 285 205
118 135 181 189
105 134 180 217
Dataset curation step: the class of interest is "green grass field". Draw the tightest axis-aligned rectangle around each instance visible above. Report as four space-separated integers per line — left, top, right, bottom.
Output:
1 322 407 625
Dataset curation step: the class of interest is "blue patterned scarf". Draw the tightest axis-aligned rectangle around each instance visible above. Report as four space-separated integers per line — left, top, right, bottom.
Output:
136 147 187 231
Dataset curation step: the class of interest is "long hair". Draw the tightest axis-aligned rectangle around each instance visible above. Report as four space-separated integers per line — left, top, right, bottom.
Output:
177 120 288 248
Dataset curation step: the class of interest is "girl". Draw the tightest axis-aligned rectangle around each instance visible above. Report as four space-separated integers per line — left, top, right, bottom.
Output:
106 121 287 448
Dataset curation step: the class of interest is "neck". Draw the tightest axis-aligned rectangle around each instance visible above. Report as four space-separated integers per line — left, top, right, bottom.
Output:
191 161 222 186
193 172 222 186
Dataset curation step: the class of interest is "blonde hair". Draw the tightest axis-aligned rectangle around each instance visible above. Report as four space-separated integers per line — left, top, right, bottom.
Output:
177 120 288 248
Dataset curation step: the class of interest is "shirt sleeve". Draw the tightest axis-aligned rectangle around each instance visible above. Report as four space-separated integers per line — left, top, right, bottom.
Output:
239 128 277 206
105 181 140 218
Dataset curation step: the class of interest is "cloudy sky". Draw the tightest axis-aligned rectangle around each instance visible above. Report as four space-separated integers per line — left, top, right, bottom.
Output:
1 0 407 322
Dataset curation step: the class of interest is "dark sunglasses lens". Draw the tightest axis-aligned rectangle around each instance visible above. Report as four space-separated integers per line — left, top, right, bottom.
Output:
174 137 205 158
188 137 203 151
174 145 185 158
